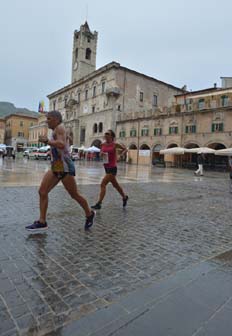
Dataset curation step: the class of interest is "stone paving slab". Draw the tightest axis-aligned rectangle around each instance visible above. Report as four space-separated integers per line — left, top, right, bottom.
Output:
0 173 232 335
45 251 232 336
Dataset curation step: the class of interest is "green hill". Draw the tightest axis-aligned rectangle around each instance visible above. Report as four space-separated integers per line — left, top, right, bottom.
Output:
0 102 38 118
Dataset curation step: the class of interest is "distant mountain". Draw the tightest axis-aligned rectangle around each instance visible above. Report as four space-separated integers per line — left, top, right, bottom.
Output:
0 102 38 118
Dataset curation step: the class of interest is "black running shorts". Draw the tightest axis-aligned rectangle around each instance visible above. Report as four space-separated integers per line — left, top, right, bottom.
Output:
104 167 117 176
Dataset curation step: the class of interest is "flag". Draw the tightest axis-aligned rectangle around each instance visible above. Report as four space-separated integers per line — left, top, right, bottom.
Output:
38 101 45 113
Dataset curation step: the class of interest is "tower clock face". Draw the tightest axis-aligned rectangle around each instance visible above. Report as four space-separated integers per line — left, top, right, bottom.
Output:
73 62 78 70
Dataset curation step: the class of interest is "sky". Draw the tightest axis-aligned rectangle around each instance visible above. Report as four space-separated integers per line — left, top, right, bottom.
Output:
0 0 231 111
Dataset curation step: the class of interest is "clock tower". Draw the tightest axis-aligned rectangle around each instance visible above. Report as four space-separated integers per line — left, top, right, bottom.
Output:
71 22 98 83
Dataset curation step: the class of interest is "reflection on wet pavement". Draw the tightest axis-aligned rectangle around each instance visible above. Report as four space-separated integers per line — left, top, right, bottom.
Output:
0 158 228 187
0 158 232 335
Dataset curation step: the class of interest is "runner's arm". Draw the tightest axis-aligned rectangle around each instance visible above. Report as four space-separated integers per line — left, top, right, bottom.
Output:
115 143 127 156
49 126 66 149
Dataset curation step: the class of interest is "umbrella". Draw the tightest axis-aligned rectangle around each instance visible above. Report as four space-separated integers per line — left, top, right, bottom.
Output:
160 147 185 155
185 147 215 154
214 148 232 156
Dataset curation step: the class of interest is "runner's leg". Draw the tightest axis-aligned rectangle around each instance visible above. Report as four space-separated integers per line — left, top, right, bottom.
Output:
110 175 126 198
62 175 92 217
39 170 60 223
98 174 111 203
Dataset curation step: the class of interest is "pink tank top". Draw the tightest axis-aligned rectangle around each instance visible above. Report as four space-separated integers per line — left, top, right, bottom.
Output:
101 142 117 168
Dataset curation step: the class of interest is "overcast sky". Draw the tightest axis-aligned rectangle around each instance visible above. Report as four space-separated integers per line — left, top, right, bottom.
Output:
0 0 231 111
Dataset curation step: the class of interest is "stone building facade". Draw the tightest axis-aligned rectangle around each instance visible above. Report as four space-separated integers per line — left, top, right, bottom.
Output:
47 22 183 148
28 113 49 147
0 118 5 144
5 114 38 150
117 83 232 165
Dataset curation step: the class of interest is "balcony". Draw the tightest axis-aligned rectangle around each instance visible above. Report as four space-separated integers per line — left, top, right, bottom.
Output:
106 87 120 97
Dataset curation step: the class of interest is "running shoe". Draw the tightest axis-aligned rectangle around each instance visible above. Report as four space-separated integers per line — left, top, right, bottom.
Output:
26 221 48 231
91 202 102 210
123 195 129 207
85 210 96 230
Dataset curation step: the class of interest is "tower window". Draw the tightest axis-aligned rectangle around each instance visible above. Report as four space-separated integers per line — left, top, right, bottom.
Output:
87 37 91 42
85 90 88 100
140 92 144 102
75 48 78 59
92 106 95 113
86 48 91 60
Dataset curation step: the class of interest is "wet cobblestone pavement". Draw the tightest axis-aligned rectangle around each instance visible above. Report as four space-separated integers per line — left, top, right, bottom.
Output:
0 160 232 335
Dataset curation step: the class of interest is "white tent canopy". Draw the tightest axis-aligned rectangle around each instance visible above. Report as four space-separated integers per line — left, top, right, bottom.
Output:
160 147 185 155
160 146 216 155
78 145 87 151
84 146 100 153
184 147 215 154
214 148 232 156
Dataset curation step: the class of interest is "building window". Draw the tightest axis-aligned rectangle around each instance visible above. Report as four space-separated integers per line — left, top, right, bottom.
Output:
75 48 78 59
118 105 121 111
141 128 149 136
185 125 196 133
53 100 56 110
93 123 98 133
30 122 33 126
212 123 224 132
154 128 162 136
85 48 91 60
221 95 229 107
130 129 137 137
119 130 126 138
153 95 158 106
140 92 144 102
18 132 24 137
80 128 86 143
169 127 178 134
77 92 81 103
93 86 96 97
198 99 205 110
102 81 105 93
20 121 24 127
99 122 103 133
92 106 95 113
85 90 88 100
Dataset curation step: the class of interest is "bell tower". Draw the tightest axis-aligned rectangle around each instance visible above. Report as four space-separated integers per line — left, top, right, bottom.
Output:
71 22 98 83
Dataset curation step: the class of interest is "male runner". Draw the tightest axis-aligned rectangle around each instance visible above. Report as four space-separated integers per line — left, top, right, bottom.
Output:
26 110 95 231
